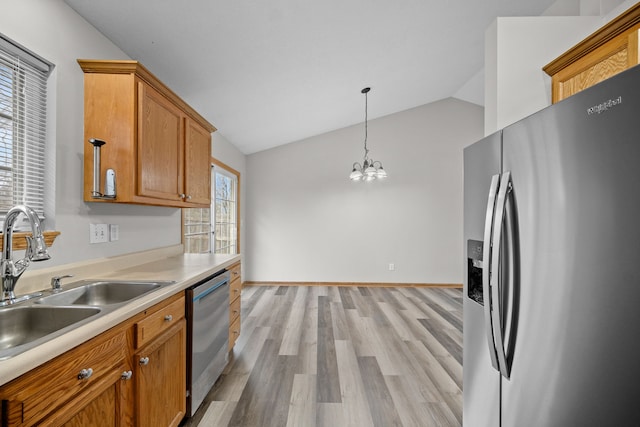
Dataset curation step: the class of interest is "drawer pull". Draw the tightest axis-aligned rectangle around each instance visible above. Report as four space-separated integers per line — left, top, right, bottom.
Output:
121 370 133 380
139 356 150 366
164 314 173 322
77 368 93 380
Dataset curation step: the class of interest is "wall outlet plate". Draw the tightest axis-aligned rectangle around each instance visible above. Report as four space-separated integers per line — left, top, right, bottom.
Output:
109 224 119 241
90 223 109 244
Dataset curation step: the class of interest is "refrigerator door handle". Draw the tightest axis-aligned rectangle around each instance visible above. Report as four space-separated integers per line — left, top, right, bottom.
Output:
482 174 501 371
491 171 512 379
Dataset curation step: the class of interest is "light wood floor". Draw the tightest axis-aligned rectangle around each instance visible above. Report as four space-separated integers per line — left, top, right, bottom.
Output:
181 285 463 427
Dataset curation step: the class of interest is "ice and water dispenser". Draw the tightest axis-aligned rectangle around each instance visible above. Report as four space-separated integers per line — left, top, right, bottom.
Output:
467 239 484 304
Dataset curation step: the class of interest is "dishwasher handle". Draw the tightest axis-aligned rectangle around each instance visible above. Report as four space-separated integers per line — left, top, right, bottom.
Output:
192 272 230 302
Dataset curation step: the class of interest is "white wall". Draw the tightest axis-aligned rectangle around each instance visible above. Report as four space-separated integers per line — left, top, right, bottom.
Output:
1 0 186 268
245 98 484 284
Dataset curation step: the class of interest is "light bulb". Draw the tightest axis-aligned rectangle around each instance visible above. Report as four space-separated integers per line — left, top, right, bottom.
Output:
350 169 363 181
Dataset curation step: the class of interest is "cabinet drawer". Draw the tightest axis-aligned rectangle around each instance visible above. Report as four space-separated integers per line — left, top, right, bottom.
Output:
230 295 241 324
229 316 241 350
230 278 241 303
228 262 241 282
136 295 185 349
0 331 127 426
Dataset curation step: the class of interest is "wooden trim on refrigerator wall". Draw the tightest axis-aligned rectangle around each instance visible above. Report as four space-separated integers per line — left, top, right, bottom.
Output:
244 281 462 288
543 2 640 76
211 157 241 254
543 2 640 103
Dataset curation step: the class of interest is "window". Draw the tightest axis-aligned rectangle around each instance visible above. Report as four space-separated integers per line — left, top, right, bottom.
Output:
213 165 238 254
183 207 211 253
0 34 52 221
183 159 239 254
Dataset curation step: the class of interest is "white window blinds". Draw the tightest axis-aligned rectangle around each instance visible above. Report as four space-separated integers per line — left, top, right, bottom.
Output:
0 34 52 218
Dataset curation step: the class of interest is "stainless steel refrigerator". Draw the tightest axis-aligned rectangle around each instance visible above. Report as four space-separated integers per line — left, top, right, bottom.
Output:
463 65 640 426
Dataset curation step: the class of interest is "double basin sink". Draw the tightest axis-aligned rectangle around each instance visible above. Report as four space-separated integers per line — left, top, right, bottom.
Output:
0 279 175 360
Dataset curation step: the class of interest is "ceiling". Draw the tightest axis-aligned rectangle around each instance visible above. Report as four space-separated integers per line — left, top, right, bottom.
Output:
64 0 558 154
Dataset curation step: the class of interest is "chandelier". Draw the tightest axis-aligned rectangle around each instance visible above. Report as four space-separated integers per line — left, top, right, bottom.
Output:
349 87 387 181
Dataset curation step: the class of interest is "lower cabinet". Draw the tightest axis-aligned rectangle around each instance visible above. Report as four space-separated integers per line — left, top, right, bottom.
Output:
48 372 133 427
135 320 186 427
0 293 186 426
228 261 242 351
0 326 133 426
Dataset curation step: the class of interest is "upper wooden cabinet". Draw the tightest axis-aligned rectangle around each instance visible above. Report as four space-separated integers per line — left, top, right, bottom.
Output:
544 3 640 103
79 60 216 207
184 118 213 205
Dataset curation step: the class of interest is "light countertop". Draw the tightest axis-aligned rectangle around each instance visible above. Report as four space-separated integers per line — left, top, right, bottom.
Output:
0 250 241 385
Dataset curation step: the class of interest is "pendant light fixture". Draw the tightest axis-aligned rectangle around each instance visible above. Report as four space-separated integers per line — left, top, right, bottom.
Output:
349 87 387 181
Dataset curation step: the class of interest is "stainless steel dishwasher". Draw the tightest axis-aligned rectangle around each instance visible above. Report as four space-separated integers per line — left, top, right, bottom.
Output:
185 269 230 417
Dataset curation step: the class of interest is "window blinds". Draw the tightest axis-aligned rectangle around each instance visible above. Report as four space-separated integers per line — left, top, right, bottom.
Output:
0 35 51 218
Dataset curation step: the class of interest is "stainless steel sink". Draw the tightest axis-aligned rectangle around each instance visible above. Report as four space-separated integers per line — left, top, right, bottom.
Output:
0 305 101 359
0 279 175 359
36 280 167 306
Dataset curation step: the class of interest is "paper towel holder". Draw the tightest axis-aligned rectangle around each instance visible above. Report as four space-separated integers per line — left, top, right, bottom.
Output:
88 138 116 200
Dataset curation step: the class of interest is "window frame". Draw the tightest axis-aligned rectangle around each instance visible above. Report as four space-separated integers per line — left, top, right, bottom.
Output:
182 157 240 254
211 159 239 255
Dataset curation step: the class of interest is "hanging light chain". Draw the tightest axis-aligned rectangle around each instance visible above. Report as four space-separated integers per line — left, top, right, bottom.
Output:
363 87 369 161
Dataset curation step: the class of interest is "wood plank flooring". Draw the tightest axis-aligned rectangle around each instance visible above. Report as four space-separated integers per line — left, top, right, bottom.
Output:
180 285 463 427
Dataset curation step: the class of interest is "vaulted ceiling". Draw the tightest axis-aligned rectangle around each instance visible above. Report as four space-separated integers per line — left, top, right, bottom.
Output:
65 0 558 154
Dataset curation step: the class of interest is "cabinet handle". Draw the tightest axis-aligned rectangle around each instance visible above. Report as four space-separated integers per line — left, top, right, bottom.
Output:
121 370 133 380
139 356 150 366
164 314 173 322
77 368 93 380
179 193 186 199
186 195 192 201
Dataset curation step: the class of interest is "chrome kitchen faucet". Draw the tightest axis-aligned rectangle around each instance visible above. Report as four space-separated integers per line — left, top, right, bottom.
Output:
0 205 50 305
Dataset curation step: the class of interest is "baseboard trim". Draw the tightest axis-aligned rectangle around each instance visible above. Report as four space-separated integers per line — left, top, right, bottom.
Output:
243 281 462 289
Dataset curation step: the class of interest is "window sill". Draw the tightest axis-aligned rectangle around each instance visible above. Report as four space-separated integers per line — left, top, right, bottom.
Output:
0 231 61 251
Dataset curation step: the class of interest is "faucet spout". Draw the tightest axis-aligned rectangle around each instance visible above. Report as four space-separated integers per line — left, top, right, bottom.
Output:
1 205 50 303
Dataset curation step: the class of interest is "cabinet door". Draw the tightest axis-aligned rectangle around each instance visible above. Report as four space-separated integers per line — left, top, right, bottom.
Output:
135 319 187 427
184 119 212 205
40 365 133 427
62 384 119 427
0 332 129 426
137 82 185 202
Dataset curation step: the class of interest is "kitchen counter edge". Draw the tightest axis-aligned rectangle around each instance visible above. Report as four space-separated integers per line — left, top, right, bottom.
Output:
0 252 241 385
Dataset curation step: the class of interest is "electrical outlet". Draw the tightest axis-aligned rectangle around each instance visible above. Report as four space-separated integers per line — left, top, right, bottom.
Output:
89 224 98 244
389 263 395 271
109 224 119 241
89 223 109 244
